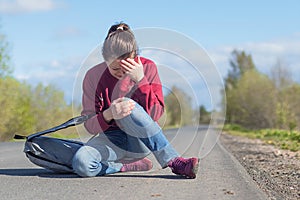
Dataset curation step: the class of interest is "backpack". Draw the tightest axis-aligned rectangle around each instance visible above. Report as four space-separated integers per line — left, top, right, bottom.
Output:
14 114 95 173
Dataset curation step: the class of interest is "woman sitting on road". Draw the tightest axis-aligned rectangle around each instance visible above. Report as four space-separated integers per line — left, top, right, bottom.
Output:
72 22 199 179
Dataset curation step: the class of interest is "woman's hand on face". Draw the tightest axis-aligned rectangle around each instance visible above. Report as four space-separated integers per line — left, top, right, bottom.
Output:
109 98 135 120
120 56 144 83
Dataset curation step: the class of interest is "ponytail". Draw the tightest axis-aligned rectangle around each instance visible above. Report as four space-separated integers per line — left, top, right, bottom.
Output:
102 22 138 64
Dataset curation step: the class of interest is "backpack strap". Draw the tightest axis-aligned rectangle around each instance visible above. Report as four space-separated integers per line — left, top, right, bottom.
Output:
14 113 96 141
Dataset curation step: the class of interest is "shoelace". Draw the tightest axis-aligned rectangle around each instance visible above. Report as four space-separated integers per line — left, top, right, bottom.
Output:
171 158 187 173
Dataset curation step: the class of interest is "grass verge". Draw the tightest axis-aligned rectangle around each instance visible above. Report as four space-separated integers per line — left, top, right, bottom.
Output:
223 124 300 152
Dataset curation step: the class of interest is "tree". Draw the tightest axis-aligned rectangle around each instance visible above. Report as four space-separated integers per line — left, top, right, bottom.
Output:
199 105 211 124
274 83 300 130
224 50 256 123
281 84 300 131
164 86 194 127
0 78 35 140
224 50 300 131
225 50 256 90
270 60 293 90
269 61 294 129
0 79 75 141
0 31 12 78
228 70 277 129
30 83 73 132
268 62 300 130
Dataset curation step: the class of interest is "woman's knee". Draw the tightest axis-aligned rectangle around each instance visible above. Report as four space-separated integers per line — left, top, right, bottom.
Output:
72 146 102 177
123 98 144 114
125 100 152 123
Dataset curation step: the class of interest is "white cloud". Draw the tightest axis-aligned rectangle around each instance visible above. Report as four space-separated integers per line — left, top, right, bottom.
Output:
50 60 60 68
14 55 84 103
207 32 300 82
0 0 60 14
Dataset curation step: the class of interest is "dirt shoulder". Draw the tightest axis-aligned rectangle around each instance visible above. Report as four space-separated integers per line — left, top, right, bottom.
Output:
220 132 300 200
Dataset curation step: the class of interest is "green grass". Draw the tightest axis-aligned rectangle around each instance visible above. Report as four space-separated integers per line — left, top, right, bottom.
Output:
224 124 300 152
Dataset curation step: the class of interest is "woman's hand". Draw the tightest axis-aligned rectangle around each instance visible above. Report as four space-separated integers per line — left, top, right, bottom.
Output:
120 56 144 83
104 98 135 121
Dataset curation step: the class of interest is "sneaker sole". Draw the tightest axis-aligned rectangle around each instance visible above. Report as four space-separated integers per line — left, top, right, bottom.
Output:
189 158 200 179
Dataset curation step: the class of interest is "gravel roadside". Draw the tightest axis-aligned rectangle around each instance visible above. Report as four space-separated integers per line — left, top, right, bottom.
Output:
220 132 300 200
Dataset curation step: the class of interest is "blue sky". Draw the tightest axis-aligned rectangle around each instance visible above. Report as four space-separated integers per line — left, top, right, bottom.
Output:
0 0 299 110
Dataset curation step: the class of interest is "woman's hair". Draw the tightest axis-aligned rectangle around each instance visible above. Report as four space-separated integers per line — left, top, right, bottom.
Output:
102 22 138 64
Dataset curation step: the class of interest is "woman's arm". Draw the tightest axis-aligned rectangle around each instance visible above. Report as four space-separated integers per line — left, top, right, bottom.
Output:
131 59 165 121
119 57 164 121
81 66 112 134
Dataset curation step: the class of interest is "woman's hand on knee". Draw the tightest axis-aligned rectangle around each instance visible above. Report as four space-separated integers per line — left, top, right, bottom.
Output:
108 98 135 120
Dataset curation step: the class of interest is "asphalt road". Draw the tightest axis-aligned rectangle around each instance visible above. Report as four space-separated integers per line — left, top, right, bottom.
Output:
0 126 268 200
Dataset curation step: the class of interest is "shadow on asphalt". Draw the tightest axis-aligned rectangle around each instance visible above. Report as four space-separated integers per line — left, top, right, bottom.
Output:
107 174 187 180
0 168 185 180
0 168 78 178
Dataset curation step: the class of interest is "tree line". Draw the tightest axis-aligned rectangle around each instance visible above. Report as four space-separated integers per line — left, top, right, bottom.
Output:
163 49 300 132
224 50 300 131
162 86 211 128
0 77 74 141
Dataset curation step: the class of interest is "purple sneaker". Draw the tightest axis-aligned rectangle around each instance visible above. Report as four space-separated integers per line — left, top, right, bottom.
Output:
168 157 199 179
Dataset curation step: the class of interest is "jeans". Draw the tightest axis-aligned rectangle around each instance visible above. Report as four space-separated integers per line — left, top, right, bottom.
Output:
72 99 179 177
